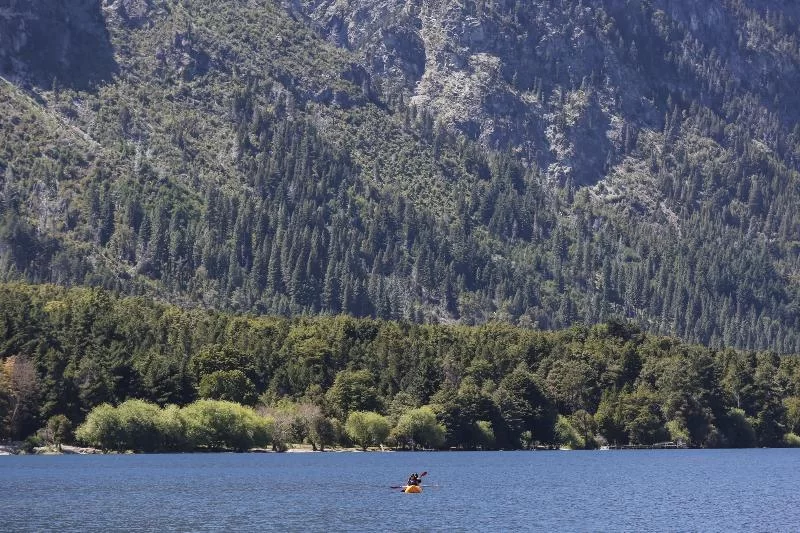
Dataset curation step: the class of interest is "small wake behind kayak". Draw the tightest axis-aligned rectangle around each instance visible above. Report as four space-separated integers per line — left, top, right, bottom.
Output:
403 485 422 493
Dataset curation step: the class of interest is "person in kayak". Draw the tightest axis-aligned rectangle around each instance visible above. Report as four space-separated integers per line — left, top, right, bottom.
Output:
407 473 422 487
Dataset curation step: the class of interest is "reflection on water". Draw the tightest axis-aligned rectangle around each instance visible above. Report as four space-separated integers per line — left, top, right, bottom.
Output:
2 449 800 531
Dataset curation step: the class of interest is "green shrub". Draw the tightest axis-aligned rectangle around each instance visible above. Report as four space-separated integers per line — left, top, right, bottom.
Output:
555 415 583 450
345 411 390 450
473 420 496 449
783 433 800 448
77 399 273 452
116 399 164 452
392 406 446 449
181 399 272 451
21 434 44 453
76 403 124 451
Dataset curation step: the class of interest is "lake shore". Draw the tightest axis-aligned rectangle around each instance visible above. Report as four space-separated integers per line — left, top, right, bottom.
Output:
0 443 104 455
0 442 396 455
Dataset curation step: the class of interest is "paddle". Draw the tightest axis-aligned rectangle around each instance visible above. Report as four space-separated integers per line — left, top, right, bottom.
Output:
391 471 427 489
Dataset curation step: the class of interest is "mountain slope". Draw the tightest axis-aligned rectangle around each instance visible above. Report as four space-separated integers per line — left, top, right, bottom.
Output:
0 0 799 352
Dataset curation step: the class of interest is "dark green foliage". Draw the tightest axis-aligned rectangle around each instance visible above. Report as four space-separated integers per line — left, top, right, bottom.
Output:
496 368 557 446
325 370 381 420
44 414 73 450
198 370 257 405
3 283 800 448
722 408 757 448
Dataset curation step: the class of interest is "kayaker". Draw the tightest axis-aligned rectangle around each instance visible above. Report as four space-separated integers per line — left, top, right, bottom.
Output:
407 473 421 486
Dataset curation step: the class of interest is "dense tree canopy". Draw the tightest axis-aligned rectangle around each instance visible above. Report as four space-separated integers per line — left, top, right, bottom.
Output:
2 283 800 450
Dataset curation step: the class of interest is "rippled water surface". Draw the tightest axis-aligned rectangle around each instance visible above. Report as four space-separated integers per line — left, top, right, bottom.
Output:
3 449 800 531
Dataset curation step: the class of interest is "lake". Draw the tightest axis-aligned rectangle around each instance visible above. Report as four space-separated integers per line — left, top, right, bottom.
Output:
2 449 800 531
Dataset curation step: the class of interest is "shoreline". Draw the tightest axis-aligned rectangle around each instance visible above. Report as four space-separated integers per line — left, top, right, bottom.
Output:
0 444 104 455
0 443 399 455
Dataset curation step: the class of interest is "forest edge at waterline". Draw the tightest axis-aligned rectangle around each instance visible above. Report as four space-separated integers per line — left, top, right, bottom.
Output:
2 284 800 453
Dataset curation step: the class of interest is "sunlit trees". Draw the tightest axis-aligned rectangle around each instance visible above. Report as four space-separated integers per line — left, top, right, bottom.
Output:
391 406 445 450
344 411 390 451
260 400 327 451
4 283 800 451
181 400 272 451
432 379 505 449
1 356 41 440
783 397 800 435
116 399 164 452
555 415 583 449
620 387 667 445
595 390 626 446
569 410 597 449
75 403 124 451
495 368 556 446
76 400 273 452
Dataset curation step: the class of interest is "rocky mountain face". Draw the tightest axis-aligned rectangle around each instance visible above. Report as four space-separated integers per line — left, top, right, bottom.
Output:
0 0 117 89
288 0 800 187
1 0 799 352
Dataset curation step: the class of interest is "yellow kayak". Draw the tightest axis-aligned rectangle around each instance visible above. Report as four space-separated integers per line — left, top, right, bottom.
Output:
404 485 422 493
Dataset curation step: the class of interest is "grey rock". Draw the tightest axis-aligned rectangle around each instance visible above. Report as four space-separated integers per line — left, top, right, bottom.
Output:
286 0 800 187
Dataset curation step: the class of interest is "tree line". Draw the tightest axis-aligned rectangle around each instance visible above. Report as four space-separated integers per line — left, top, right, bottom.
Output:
2 282 800 451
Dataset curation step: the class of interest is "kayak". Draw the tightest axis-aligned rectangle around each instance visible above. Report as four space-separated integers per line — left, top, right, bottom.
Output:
403 485 422 493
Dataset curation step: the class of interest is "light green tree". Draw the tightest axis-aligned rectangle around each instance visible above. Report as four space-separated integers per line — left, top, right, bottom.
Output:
555 415 583 449
76 403 124 451
182 399 272 451
474 420 495 449
392 406 445 450
569 409 597 449
116 399 164 452
345 411 390 451
783 396 800 434
159 404 189 451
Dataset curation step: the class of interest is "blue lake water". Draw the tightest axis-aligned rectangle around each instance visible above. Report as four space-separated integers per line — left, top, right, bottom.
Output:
2 449 800 531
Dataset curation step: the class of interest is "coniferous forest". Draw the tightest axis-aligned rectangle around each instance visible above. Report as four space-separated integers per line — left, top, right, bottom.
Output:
2 1 800 448
2 283 800 451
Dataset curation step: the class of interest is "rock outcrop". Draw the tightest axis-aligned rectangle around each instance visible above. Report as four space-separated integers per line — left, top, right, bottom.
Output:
286 0 800 187
0 0 117 89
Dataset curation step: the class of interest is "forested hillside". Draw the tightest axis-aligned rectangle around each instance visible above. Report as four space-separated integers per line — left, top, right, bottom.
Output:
0 0 799 352
2 283 800 449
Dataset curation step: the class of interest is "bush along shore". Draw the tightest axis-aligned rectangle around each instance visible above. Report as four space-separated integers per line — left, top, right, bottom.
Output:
2 283 800 452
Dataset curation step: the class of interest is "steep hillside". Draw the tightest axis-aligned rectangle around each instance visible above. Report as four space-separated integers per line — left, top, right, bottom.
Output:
0 0 799 352
291 0 800 182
